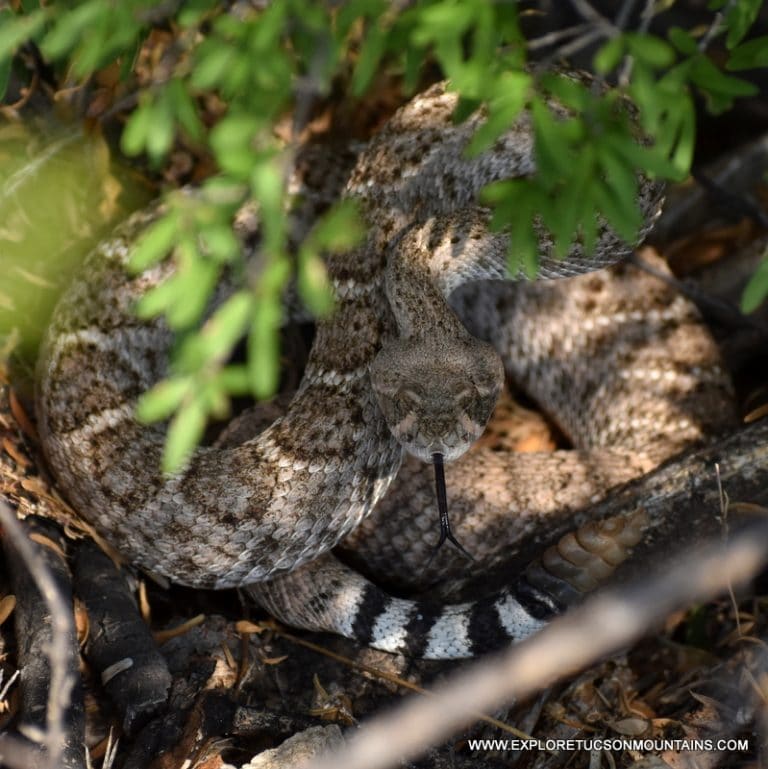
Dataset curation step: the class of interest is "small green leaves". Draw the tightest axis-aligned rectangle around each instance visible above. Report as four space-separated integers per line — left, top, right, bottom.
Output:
129 212 180 272
594 37 625 75
248 296 283 399
210 115 261 179
136 376 192 424
727 36 768 69
298 199 364 316
352 20 388 96
121 80 204 164
721 0 763 49
625 33 676 69
163 394 206 474
0 8 47 63
7 0 767 476
741 248 768 313
688 53 758 113
465 70 531 156
668 26 699 55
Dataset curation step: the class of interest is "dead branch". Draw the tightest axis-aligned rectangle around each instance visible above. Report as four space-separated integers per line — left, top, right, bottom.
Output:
308 521 768 769
0 507 84 769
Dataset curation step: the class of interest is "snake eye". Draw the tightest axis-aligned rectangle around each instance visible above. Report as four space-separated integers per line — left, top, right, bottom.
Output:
471 344 505 397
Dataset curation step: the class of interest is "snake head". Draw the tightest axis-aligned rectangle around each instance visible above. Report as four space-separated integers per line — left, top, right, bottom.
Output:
370 336 504 463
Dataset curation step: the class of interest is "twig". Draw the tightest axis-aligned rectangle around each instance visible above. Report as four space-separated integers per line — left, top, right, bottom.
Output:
567 0 617 36
537 27 607 70
241 620 538 742
698 0 738 53
618 0 657 85
716 463 742 639
0 507 84 769
613 0 638 32
527 23 593 52
307 522 768 769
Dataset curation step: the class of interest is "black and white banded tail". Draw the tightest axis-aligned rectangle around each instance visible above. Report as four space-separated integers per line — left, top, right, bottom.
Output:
249 508 649 659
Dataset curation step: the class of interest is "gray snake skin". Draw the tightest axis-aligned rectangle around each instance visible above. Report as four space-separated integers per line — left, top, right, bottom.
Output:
35 81 737 658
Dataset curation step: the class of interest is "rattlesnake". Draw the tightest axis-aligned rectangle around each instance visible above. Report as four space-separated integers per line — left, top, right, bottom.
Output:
35 80 737 659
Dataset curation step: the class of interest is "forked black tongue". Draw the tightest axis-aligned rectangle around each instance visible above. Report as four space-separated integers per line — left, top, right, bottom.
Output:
429 452 474 562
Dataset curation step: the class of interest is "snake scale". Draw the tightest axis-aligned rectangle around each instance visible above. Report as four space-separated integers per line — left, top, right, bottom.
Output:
35 80 738 659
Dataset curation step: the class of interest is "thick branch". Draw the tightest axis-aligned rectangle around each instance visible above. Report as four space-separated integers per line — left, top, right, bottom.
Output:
0 509 84 769
308 520 768 769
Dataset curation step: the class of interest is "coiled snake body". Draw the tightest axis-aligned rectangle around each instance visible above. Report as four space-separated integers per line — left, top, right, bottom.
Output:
36 82 737 659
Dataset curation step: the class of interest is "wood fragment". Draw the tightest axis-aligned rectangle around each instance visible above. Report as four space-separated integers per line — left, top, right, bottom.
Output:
72 539 172 735
0 594 16 625
153 613 206 644
8 389 37 441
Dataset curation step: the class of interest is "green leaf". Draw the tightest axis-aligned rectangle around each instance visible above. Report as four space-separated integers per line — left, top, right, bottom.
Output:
177 0 217 27
352 21 387 96
251 160 286 253
724 0 762 48
199 223 240 263
402 42 423 92
690 54 759 112
546 146 596 258
307 199 365 253
145 91 176 163
601 130 683 181
483 179 540 277
668 98 696 178
191 43 235 90
593 176 642 243
218 364 251 395
465 70 530 155
163 394 207 473
210 115 259 177
741 250 768 312
134 277 178 319
667 26 699 55
336 0 387 34
129 212 179 271
540 70 591 111
530 96 567 187
259 257 291 295
0 57 10 101
200 291 254 361
0 10 47 61
625 33 676 69
251 159 283 214
594 36 625 74
41 1 104 60
165 256 220 329
597 144 639 207
121 100 153 157
248 297 282 398
727 35 768 70
136 376 192 423
412 2 475 45
297 251 334 316
168 78 204 142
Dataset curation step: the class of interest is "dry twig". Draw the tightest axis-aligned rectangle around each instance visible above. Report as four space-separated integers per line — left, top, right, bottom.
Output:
308 523 768 769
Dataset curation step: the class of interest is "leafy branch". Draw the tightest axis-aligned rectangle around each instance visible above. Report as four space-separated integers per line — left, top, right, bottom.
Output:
0 0 765 470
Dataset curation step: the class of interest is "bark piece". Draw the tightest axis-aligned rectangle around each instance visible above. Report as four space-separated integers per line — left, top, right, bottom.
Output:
72 539 171 734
